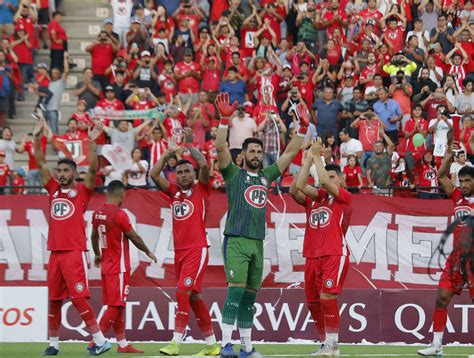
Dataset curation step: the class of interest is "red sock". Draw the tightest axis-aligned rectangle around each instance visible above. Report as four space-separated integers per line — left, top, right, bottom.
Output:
190 297 214 338
48 300 63 337
175 290 191 335
112 306 126 341
433 308 448 332
320 298 340 335
71 298 100 335
99 306 120 336
307 301 326 342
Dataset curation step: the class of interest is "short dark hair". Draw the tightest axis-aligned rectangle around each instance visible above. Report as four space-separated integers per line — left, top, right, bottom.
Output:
107 180 126 196
458 166 474 179
242 138 263 151
325 163 342 175
228 66 238 73
463 78 473 88
52 10 62 17
57 158 77 170
67 118 78 125
373 74 383 80
176 159 193 167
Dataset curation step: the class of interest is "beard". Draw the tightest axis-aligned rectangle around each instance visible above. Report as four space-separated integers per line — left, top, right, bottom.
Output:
245 157 261 170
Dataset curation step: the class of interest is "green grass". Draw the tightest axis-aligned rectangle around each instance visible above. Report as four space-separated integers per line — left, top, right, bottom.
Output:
0 343 473 357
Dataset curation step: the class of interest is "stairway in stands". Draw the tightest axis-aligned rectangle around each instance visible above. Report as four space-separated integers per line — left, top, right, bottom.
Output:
11 0 111 169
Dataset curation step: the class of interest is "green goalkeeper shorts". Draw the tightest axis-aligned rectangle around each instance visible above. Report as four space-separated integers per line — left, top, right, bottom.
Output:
222 236 264 290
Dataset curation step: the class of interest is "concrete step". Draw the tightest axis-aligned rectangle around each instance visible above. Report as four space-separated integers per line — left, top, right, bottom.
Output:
63 16 107 34
63 6 110 19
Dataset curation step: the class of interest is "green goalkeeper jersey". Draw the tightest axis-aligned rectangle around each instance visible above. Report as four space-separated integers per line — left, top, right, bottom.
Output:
221 162 281 240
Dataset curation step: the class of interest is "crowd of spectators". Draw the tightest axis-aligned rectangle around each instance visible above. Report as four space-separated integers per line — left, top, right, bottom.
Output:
0 0 474 198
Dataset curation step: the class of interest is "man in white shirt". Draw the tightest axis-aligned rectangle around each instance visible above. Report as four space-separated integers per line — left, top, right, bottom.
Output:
339 128 363 168
449 150 473 186
228 104 257 161
110 0 133 47
428 105 453 164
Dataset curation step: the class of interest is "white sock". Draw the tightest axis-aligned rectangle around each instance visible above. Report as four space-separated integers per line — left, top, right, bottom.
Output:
239 328 252 352
50 337 59 350
325 333 338 347
205 334 217 345
221 323 234 347
172 332 183 343
92 331 106 346
433 331 444 347
118 339 128 348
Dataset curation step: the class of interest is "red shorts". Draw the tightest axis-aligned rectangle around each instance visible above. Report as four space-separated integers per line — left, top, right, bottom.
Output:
438 253 474 298
174 247 209 292
48 251 90 300
101 272 130 306
304 255 350 301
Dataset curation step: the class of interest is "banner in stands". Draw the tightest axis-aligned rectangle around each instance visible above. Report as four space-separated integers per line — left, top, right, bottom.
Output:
47 288 474 343
0 191 460 289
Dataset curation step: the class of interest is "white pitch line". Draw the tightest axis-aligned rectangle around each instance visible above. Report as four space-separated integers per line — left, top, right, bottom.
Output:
145 355 469 358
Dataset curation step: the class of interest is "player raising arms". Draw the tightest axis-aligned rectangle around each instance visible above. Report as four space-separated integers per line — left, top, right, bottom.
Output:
214 92 309 358
32 112 111 356
91 180 157 354
150 128 220 357
290 140 352 356
418 136 474 357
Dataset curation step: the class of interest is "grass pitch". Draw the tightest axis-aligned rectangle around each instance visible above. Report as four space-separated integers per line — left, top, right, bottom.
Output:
0 343 473 357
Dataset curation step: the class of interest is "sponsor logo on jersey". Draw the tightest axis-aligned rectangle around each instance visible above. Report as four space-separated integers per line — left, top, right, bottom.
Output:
68 189 78 198
325 279 334 288
75 282 84 293
244 185 268 208
173 199 194 220
309 207 333 228
184 277 193 287
51 198 75 220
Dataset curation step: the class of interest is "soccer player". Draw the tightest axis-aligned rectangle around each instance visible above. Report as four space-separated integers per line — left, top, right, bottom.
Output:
150 128 220 356
214 92 309 357
417 138 474 357
91 180 157 354
32 113 111 356
290 140 352 356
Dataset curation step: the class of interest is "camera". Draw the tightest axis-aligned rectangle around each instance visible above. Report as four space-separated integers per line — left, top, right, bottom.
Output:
365 113 373 119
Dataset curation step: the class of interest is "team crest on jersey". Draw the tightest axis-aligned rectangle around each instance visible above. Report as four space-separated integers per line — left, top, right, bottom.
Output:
75 282 84 292
325 279 334 288
244 185 268 208
424 171 436 180
401 180 410 188
51 198 75 220
184 277 193 287
309 207 333 229
454 206 471 220
173 199 194 220
260 177 268 186
185 189 193 197
68 189 78 198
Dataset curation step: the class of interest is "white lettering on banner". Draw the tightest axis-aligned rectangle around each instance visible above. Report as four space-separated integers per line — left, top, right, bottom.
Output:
252 303 265 331
0 287 48 342
394 304 426 339
345 212 392 281
26 209 49 281
145 208 173 279
0 210 23 280
348 303 368 332
61 302 107 337
138 302 164 330
125 301 140 330
271 213 305 282
265 302 305 331
454 304 474 333
394 215 447 284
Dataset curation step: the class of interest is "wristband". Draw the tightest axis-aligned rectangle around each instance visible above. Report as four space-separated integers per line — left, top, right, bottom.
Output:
220 117 230 126
219 124 229 129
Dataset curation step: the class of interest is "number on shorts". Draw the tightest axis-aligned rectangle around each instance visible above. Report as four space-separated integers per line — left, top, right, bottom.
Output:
98 224 107 249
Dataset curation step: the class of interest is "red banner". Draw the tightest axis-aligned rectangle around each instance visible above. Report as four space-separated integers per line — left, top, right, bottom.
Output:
0 191 459 289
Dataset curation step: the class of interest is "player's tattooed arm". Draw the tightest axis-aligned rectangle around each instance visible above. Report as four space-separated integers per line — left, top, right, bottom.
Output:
312 139 340 197
125 229 158 263
150 136 177 192
183 128 210 184
438 129 456 196
91 228 101 268
85 121 104 190
32 109 52 184
295 149 318 200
